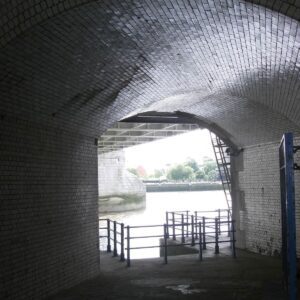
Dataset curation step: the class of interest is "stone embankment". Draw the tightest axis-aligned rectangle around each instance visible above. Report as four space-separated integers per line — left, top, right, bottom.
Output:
145 182 223 192
98 151 146 212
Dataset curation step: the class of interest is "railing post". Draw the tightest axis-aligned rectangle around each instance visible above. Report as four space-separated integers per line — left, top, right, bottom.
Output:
166 212 169 238
120 223 125 262
215 217 219 254
181 214 185 243
172 212 176 240
107 219 111 253
186 210 189 237
191 215 195 246
164 224 168 264
232 220 236 258
202 216 206 250
199 222 203 261
227 209 230 237
113 221 118 257
218 209 221 235
195 211 198 239
126 225 131 267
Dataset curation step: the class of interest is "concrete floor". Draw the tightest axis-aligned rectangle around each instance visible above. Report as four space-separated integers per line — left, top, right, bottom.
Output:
48 250 288 300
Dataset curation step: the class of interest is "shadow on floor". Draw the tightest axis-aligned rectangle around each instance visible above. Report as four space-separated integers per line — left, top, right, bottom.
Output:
48 250 288 300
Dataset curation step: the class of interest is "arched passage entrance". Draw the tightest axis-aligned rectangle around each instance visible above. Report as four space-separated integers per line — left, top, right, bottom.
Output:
2 0 300 299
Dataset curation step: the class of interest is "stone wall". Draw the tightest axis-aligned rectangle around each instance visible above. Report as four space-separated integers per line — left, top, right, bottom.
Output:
234 140 300 256
98 151 146 212
0 117 100 300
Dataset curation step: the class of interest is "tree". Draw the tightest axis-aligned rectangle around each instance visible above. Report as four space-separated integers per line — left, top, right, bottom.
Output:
207 169 218 181
136 165 147 178
193 157 219 181
195 169 205 180
167 165 195 181
127 166 148 178
184 158 199 173
202 159 217 175
154 169 164 179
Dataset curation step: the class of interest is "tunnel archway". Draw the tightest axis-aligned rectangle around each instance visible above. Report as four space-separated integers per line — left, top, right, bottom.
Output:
105 110 242 248
1 0 300 140
2 0 300 299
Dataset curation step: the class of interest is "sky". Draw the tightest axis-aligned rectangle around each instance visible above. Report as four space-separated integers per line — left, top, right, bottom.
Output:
124 129 215 174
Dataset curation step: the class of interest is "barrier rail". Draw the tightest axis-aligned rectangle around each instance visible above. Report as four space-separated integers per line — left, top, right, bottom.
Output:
166 209 231 240
99 210 236 267
99 219 125 261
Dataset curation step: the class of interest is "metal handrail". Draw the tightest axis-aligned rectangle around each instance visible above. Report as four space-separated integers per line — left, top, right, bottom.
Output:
99 215 236 267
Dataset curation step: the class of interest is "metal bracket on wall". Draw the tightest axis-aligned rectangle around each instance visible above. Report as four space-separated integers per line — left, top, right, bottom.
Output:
293 145 300 170
293 163 300 170
293 146 300 153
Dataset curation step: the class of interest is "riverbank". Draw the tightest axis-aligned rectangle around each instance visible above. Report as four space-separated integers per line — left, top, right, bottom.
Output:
99 193 146 213
145 182 223 192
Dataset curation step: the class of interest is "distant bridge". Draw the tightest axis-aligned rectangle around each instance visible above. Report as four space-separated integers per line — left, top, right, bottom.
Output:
98 121 198 153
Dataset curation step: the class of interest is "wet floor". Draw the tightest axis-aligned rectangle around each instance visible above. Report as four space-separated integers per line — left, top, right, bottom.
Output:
48 250 288 300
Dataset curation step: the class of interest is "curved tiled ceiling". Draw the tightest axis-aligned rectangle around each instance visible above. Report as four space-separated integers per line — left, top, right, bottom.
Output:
1 0 300 147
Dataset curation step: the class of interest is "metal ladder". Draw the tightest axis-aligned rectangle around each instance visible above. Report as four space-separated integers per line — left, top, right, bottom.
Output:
210 132 232 212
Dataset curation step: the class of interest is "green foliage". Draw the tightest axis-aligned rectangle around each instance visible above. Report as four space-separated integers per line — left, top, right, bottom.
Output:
206 169 218 181
127 157 219 182
167 157 219 182
154 169 165 178
202 159 217 174
195 169 205 180
184 158 199 172
167 165 195 181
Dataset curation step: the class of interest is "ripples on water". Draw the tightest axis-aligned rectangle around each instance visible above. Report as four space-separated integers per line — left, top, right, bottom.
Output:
100 190 227 259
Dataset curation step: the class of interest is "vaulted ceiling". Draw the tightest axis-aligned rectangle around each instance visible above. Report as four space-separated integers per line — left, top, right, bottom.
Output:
1 0 300 147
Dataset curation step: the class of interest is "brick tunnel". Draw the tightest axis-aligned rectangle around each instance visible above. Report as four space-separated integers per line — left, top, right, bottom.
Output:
1 0 300 299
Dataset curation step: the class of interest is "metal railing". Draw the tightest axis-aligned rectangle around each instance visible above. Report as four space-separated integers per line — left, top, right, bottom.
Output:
99 210 236 267
99 219 126 261
166 209 231 240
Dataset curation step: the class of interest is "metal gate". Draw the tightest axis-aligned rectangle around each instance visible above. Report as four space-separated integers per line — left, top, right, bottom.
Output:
279 133 297 300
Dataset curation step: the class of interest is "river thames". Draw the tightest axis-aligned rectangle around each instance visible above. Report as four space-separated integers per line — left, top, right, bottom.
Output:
100 190 227 258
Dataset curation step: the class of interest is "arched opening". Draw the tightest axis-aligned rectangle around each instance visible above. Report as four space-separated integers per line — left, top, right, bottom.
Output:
2 0 300 299
98 112 235 260
93 110 288 299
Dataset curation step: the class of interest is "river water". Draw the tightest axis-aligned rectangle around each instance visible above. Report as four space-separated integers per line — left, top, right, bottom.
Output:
100 190 227 259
